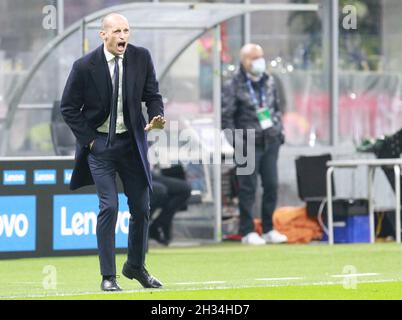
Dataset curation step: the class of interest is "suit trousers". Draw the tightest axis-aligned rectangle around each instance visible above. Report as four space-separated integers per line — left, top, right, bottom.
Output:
87 131 150 276
237 139 281 236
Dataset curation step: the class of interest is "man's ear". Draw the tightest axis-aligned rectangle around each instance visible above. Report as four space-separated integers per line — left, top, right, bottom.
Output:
99 30 106 41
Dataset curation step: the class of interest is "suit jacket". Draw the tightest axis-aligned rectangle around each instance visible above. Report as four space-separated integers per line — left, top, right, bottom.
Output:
60 44 164 191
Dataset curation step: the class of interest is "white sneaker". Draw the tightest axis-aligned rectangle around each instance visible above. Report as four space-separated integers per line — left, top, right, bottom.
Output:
262 230 288 244
241 232 266 245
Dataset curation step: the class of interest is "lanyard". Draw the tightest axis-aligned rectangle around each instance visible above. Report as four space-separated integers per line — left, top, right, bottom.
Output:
247 79 267 109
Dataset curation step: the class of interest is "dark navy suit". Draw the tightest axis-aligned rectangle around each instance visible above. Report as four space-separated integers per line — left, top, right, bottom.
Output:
61 44 164 275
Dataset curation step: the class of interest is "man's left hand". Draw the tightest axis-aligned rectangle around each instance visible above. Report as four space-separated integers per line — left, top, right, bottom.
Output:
144 115 166 131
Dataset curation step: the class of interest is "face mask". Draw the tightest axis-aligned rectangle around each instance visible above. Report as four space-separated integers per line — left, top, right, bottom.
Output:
250 58 266 77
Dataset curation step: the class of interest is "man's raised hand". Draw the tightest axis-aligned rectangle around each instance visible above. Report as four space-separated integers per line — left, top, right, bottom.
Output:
144 115 166 131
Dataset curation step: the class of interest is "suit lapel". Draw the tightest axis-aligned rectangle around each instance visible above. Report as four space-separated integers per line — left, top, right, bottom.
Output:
124 45 139 105
90 45 113 113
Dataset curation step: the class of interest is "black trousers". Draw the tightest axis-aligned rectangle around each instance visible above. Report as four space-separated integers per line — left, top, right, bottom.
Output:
237 140 281 236
87 132 150 276
150 173 192 237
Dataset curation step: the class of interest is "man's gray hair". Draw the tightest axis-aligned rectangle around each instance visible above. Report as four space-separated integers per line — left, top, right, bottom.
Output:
101 13 129 31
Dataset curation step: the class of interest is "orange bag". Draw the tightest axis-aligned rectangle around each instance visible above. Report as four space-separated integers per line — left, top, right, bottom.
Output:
272 206 323 244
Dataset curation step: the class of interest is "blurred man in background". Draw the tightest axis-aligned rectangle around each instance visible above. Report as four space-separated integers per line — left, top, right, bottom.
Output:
149 172 192 246
222 43 287 245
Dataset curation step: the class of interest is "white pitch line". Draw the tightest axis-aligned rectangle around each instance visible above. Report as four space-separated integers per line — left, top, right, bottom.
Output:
11 282 44 285
174 281 226 285
0 278 399 300
331 273 379 278
255 277 303 281
11 282 66 285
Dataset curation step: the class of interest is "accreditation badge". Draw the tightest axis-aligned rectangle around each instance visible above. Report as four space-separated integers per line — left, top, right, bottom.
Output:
256 106 273 129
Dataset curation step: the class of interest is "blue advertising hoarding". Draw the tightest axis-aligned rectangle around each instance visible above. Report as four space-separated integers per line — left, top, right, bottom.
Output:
63 169 73 185
33 170 57 185
53 194 130 250
3 170 26 185
0 196 36 252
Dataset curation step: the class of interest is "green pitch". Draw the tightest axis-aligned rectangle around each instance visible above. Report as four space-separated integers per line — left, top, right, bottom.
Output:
1 242 401 300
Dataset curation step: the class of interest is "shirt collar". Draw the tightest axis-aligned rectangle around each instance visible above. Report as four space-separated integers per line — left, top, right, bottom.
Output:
103 46 124 62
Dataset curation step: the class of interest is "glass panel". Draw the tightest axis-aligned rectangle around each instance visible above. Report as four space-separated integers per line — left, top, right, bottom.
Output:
7 29 82 156
246 2 326 146
64 0 151 28
150 30 219 241
338 0 402 144
0 0 57 130
158 33 216 195
83 4 251 30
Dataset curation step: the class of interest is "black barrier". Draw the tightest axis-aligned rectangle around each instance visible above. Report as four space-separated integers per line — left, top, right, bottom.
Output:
0 157 128 259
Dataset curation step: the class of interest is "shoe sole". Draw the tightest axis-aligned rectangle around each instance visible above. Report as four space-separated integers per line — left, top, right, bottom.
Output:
265 240 287 244
241 242 266 245
241 239 266 245
100 285 122 292
122 264 163 289
101 288 122 292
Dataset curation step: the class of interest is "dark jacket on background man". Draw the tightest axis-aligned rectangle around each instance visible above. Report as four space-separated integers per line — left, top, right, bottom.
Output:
221 65 284 146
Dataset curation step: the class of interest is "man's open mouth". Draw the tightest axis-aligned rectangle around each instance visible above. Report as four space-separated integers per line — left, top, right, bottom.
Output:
117 42 126 50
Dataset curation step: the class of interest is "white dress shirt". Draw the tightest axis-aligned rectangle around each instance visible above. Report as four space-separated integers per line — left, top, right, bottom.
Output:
97 47 128 134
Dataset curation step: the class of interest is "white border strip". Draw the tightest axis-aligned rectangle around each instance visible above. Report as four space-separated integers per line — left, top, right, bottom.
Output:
2 278 398 300
255 277 303 281
330 273 379 278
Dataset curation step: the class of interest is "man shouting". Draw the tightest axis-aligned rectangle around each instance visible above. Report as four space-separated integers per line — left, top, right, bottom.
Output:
61 13 166 291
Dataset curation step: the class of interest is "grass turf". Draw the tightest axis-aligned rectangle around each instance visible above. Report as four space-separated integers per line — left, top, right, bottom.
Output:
0 242 401 300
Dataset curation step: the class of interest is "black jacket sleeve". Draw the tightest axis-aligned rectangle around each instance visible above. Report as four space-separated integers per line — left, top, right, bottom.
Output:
60 61 97 147
221 79 237 131
141 49 164 123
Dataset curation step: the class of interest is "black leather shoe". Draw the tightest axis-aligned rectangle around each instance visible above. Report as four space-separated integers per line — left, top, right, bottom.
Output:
149 224 169 246
101 277 122 292
122 262 163 288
